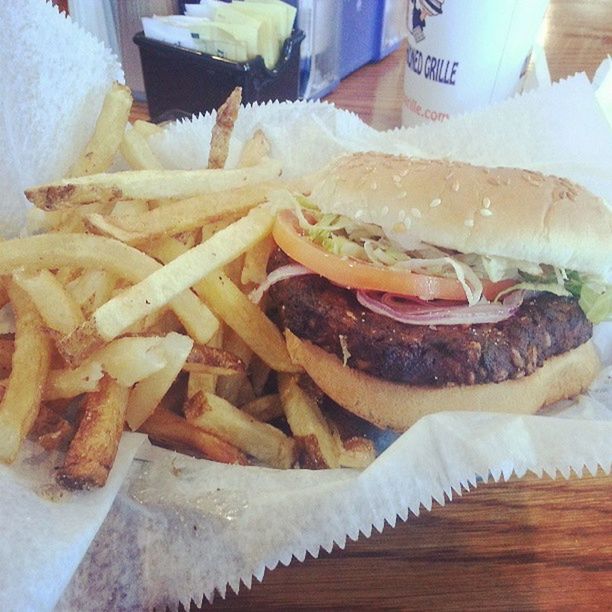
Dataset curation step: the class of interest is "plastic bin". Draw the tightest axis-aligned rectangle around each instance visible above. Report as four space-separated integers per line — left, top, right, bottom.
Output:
133 29 304 122
374 0 407 61
285 0 341 99
339 0 381 79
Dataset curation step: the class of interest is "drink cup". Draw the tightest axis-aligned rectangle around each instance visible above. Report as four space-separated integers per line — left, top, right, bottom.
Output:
402 0 549 127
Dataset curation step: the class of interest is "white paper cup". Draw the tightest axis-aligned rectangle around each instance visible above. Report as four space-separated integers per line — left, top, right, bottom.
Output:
402 0 549 127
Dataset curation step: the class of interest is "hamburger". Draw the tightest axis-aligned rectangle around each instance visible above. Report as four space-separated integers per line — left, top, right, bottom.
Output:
257 152 612 431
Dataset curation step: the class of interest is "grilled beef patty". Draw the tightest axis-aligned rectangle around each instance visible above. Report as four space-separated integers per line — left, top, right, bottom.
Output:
268 250 593 387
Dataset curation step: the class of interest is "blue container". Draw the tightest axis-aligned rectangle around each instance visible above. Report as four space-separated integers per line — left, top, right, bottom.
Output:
339 0 382 79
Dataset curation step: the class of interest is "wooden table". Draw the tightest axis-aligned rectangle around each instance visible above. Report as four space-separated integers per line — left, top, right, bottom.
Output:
131 1 612 609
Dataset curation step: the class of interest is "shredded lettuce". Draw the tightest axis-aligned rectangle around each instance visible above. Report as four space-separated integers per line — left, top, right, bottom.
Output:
287 196 612 321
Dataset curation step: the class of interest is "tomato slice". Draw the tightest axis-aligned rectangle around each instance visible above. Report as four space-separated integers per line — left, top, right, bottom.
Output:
272 211 515 302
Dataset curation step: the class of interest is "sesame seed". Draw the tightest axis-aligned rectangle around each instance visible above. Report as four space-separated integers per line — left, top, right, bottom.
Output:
482 197 491 208
452 181 460 192
480 208 493 217
370 182 378 190
399 191 407 198
355 209 364 219
464 219 474 227
381 206 389 216
393 175 401 184
411 208 422 218
429 198 442 208
393 222 407 233
398 209 406 221
400 169 409 176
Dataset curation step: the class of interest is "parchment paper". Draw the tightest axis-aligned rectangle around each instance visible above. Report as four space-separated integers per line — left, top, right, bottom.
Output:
0 3 610 611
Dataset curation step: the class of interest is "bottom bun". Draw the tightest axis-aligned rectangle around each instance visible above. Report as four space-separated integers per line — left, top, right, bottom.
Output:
285 331 601 431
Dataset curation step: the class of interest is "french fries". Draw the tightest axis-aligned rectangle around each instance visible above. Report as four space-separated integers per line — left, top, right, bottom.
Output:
208 86 242 169
140 404 248 465
62 206 274 358
68 82 133 177
25 158 282 210
86 182 275 245
238 129 271 168
0 84 385 489
56 376 128 489
120 126 163 171
184 392 295 469
197 270 299 373
278 374 340 469
0 282 52 463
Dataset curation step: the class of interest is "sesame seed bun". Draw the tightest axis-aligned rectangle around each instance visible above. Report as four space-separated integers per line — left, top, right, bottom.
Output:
307 152 612 277
286 331 601 432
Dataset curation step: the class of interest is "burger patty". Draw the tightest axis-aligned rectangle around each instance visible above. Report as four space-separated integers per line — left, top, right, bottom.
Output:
268 251 593 387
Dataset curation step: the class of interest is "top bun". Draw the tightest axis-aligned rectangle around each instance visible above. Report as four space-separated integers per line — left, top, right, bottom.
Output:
307 152 612 276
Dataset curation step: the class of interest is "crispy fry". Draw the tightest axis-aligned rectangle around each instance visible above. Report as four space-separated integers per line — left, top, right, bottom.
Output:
208 86 242 169
68 83 133 177
0 282 52 463
30 403 75 452
65 269 117 317
187 326 224 399
126 332 193 430
185 391 295 468
133 119 163 138
110 199 149 219
44 361 104 400
25 158 282 210
12 269 84 335
278 374 340 469
184 344 245 376
120 126 163 170
0 338 14 372
240 394 283 422
241 234 275 285
238 129 271 168
56 376 128 489
64 206 273 354
197 270 299 372
0 233 219 357
86 182 275 245
140 404 248 465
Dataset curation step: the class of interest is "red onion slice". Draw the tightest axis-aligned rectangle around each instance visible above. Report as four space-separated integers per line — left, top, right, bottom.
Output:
249 264 314 304
356 290 524 325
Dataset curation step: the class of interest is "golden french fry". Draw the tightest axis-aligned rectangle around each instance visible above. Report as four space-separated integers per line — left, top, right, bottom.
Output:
12 269 84 335
334 433 376 469
0 233 219 357
278 373 340 469
56 376 129 489
126 332 193 431
0 282 52 463
68 83 133 177
120 127 163 170
208 87 242 169
110 199 150 219
197 270 300 372
44 361 104 400
240 394 283 422
0 338 15 372
86 183 274 245
215 328 252 405
133 119 163 138
140 404 248 465
238 129 271 168
65 269 117 317
25 158 282 210
64 206 273 354
30 403 75 452
185 391 295 469
184 344 245 376
187 326 224 399
249 355 271 397
241 234 275 285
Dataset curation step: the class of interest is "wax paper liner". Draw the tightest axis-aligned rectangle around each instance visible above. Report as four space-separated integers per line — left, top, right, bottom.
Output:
0 3 611 610
60 77 612 608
